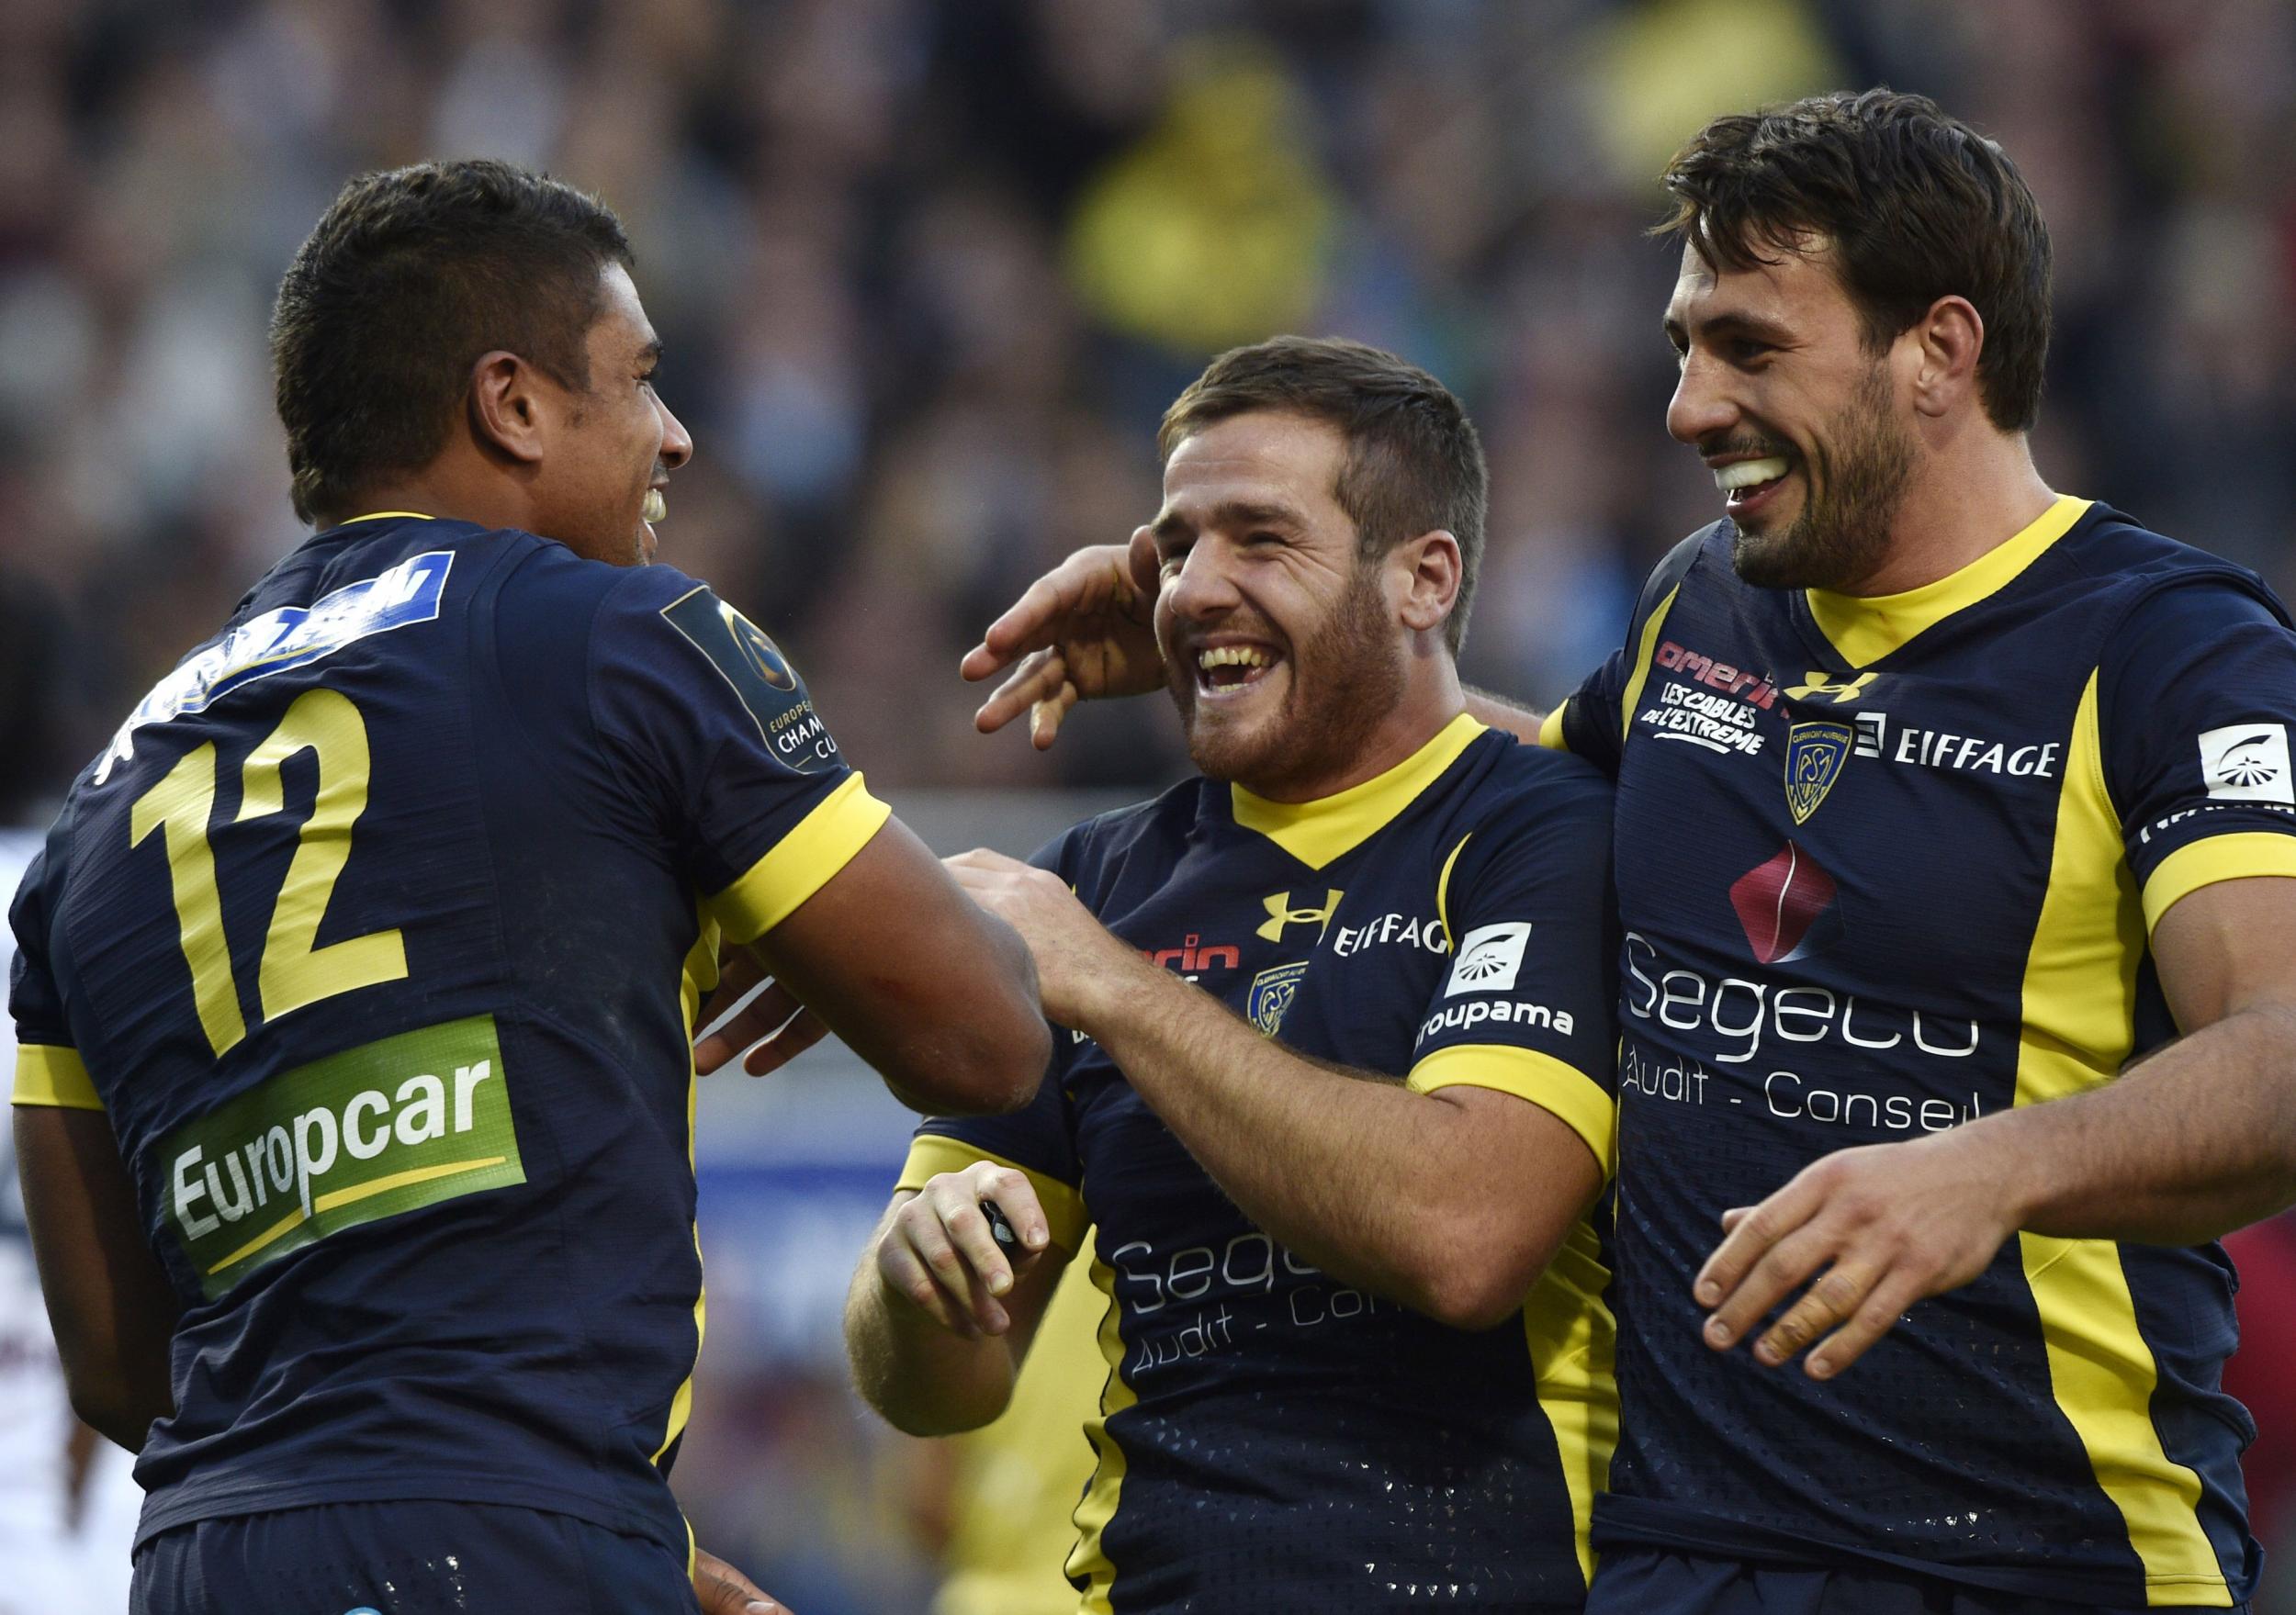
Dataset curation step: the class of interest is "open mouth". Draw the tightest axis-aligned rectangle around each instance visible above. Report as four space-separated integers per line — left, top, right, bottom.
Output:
1714 455 1793 519
1193 642 1282 699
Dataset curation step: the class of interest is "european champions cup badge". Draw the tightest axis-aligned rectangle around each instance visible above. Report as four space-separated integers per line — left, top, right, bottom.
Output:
1784 721 1854 824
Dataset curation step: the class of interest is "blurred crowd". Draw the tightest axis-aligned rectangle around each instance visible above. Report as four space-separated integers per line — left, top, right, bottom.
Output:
4 0 2294 823
6 0 2296 1609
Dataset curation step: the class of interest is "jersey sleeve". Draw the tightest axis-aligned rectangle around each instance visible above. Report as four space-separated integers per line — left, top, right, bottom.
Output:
2099 579 2296 933
586 568 892 945
899 824 1091 1251
1544 529 1706 779
1405 761 1619 1175
8 836 100 1111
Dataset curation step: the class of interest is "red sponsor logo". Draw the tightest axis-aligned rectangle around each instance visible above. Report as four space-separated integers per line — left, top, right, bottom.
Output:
1656 640 1778 709
1729 842 1837 964
1142 933 1240 974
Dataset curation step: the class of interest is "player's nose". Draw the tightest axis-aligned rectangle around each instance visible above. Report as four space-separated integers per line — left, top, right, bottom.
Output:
1165 539 1243 618
1667 353 1738 446
655 392 694 470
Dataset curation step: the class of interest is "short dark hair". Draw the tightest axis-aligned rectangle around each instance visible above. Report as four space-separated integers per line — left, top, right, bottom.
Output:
270 159 634 523
1657 88 2053 432
1158 336 1488 655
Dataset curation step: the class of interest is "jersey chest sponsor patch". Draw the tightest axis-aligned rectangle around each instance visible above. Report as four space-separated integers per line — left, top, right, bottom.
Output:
162 1015 524 1297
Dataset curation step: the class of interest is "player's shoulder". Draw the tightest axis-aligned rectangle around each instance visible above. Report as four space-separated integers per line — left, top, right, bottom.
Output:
1634 522 1733 614
1453 729 1614 841
2055 501 2289 628
1041 777 1218 884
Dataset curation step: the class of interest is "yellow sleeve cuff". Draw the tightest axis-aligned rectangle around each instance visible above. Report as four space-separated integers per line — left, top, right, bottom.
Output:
12 1045 102 1110
706 772 893 945
895 1134 1089 1255
1407 1043 1614 1179
2142 832 2296 933
1536 703 1570 752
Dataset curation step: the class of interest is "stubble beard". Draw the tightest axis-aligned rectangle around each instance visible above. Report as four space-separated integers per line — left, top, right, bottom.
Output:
1729 363 1917 593
1171 564 1406 795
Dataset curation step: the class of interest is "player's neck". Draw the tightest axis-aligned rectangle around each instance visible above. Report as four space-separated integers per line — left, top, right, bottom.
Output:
1839 432 2057 598
1242 659 1466 805
327 458 540 538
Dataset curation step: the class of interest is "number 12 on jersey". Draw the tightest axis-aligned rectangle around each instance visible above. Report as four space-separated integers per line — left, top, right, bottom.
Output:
129 687 408 1058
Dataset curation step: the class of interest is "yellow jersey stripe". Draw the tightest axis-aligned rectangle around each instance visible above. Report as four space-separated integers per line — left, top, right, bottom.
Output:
897 1135 1090 1255
2141 832 2296 934
651 916 717 1468
707 773 892 944
1434 833 1473 953
1521 1215 1617 1590
2014 670 2230 1604
1231 713 1484 872
1807 496 2090 667
11 1044 101 1109
1407 1043 1615 1179
1067 1245 1137 1613
1619 587 1683 745
1536 703 1569 752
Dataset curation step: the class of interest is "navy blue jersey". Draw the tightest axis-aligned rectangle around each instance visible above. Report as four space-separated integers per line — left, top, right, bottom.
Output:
1547 497 2286 1606
903 717 1620 1612
8 514 890 1558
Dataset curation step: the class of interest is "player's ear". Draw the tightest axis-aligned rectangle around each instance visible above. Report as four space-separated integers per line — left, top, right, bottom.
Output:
467 350 549 466
1393 530 1462 637
1908 295 1984 421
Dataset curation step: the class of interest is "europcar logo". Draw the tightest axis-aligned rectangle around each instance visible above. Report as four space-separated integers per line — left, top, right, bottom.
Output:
1729 842 1839 964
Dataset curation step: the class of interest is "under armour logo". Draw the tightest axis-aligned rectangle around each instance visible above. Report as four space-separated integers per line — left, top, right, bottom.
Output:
1784 671 1876 704
1257 888 1344 943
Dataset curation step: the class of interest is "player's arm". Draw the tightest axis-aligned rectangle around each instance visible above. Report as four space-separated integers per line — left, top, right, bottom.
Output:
946 815 1615 1330
729 813 1051 1116
845 1159 1074 1435
13 1099 177 1451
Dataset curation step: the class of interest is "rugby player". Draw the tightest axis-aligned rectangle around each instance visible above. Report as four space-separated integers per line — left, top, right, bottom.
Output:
826 338 1619 1611
961 91 2296 1614
9 159 1051 1615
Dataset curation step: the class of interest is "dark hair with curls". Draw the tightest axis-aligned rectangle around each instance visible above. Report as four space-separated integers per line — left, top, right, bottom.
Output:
270 159 633 523
1158 336 1488 655
1657 88 2053 432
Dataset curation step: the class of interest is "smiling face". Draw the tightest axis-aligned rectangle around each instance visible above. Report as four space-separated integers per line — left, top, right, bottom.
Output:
1150 410 1408 796
1664 241 1917 592
528 263 693 566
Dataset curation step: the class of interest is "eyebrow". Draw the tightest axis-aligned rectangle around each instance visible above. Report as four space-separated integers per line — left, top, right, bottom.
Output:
1150 499 1303 544
1664 310 1796 349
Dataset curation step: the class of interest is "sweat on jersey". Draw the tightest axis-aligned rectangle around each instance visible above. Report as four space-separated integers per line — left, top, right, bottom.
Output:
902 715 1620 1612
7 514 889 1560
1546 495 2282 1607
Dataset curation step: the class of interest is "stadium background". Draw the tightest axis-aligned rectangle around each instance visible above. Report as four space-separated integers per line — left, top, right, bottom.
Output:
2 0 2294 1608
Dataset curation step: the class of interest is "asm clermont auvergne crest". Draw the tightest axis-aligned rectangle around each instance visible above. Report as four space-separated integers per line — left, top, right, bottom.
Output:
1784 721 1853 824
1247 961 1309 1036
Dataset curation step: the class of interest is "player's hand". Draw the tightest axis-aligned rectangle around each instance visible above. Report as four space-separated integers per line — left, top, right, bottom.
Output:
693 1545 793 1613
694 948 829 1077
961 534 1165 749
945 848 1142 1029
1693 1129 2021 1379
877 1162 1053 1339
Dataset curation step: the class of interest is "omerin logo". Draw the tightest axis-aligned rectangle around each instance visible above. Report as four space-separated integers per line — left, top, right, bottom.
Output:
1784 721 1853 824
1141 934 1240 974
1445 923 1531 996
1257 888 1343 944
1248 961 1309 1035
1729 842 1839 965
2200 723 2293 804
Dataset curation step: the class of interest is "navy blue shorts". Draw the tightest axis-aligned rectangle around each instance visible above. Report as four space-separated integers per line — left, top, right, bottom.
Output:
130 1499 701 1615
1586 1549 2247 1615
